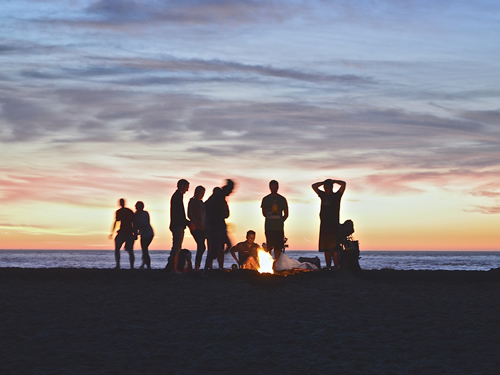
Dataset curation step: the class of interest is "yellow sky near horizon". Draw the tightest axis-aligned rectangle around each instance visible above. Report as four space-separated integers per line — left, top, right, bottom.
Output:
1 182 498 251
1 2 500 251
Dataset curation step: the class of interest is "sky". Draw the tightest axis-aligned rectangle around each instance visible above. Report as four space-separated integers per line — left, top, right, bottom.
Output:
1 0 499 251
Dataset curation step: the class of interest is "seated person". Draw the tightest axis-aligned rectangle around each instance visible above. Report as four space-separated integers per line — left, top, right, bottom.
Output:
230 230 261 270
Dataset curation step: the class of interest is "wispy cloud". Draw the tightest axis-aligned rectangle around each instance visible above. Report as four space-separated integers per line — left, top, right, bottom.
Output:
470 205 500 214
2 82 499 175
85 0 299 26
11 54 376 88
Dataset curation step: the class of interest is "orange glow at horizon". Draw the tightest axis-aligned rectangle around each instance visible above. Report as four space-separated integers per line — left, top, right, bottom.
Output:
1 183 499 252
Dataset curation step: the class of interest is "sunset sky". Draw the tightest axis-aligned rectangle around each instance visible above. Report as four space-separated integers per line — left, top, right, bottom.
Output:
1 1 499 251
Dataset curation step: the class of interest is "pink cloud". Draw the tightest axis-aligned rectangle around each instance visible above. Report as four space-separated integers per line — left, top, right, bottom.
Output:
0 163 164 206
468 206 500 215
472 190 500 198
358 170 500 196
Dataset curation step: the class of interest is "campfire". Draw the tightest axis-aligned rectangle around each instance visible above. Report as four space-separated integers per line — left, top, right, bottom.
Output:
257 249 274 274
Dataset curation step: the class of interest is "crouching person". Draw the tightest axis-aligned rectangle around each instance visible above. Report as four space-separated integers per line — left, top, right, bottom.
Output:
230 230 260 271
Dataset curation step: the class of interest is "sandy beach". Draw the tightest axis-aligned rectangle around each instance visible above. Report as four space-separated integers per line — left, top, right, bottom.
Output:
1 268 499 374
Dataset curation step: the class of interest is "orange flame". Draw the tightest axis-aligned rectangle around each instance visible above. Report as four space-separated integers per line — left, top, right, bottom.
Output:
257 249 274 274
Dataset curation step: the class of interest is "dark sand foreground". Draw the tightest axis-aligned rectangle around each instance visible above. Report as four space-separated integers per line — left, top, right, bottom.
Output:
1 268 499 375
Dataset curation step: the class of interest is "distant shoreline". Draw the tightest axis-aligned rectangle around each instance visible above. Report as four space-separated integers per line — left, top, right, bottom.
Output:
2 250 500 271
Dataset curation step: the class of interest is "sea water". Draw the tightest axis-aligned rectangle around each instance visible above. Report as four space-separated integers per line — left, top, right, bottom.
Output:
1 250 499 271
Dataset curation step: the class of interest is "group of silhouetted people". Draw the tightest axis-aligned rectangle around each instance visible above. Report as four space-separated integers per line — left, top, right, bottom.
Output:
167 179 236 276
109 199 154 269
110 178 346 272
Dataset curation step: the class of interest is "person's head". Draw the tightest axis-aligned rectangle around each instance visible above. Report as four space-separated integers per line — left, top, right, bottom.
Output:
246 230 256 244
269 180 279 195
222 179 235 196
194 185 205 200
324 179 334 193
135 201 144 212
177 179 190 194
119 198 125 208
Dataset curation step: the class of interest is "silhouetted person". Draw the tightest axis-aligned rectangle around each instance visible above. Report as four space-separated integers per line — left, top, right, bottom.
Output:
169 179 192 273
261 180 288 260
312 179 346 270
230 230 260 271
202 179 235 276
223 230 233 254
188 185 206 271
109 198 135 269
134 201 154 269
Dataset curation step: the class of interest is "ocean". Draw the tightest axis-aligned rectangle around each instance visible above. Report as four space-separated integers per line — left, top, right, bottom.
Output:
1 250 499 271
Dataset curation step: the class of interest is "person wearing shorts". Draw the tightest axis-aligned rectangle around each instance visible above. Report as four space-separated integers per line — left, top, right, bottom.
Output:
110 198 135 269
261 180 288 261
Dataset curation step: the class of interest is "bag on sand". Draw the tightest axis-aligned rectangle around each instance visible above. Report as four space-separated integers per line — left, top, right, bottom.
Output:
298 256 321 269
275 253 319 272
341 239 361 273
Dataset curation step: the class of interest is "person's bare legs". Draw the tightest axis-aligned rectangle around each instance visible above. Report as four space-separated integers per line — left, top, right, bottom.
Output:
173 254 180 273
333 251 340 270
274 248 282 261
324 252 332 270
217 250 224 270
128 249 135 269
170 227 184 273
114 249 120 269
125 238 135 269
243 257 259 271
114 235 124 269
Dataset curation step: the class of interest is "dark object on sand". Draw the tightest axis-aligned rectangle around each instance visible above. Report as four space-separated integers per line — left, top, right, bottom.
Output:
165 249 193 272
339 220 361 273
298 256 321 269
341 239 361 273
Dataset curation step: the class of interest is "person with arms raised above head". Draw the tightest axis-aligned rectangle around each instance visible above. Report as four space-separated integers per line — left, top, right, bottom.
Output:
312 178 346 270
